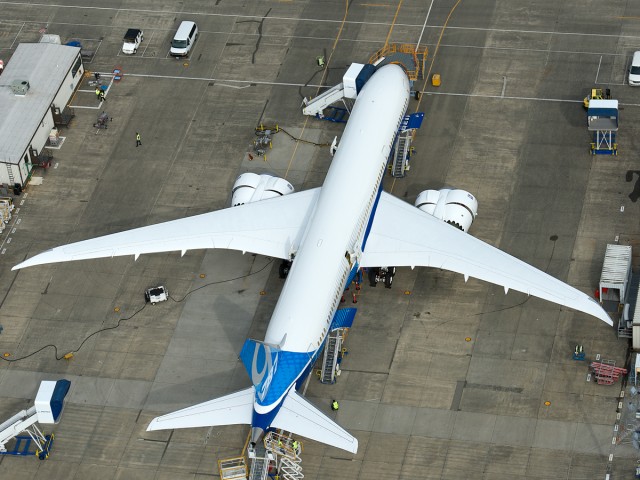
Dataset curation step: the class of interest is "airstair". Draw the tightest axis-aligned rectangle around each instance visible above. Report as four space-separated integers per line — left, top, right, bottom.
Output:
390 113 425 178
321 329 344 384
0 380 71 459
392 130 412 178
302 63 375 120
302 83 350 118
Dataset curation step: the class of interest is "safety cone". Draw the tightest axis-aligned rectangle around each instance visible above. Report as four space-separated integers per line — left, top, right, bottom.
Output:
355 282 360 291
352 293 357 304
340 295 345 303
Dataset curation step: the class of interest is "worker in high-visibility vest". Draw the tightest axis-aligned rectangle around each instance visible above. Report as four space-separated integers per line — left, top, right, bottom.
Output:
292 440 299 453
331 399 339 411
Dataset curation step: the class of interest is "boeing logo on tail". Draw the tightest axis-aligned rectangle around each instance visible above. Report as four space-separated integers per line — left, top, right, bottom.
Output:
13 63 611 454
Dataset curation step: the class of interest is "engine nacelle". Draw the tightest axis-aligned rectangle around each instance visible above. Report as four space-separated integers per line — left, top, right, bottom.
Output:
415 188 478 232
232 173 294 206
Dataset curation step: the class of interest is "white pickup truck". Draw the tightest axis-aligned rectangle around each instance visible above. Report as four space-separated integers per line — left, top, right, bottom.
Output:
122 29 143 54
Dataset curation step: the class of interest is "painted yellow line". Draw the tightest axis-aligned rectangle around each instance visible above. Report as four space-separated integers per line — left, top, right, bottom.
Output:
383 0 404 47
284 0 350 179
416 0 464 113
361 3 392 6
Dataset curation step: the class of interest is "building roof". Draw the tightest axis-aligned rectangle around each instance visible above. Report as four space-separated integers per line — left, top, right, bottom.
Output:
0 43 80 164
600 244 632 286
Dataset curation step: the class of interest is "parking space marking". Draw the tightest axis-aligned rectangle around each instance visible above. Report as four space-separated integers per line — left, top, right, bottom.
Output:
595 55 603 83
8 21 24 49
140 30 154 57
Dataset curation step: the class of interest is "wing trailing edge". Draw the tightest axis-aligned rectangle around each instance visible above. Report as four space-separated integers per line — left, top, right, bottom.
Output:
146 387 254 432
362 192 612 326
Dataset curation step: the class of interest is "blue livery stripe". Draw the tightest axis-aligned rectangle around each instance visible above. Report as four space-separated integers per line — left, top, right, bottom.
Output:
330 308 357 331
361 181 383 251
239 339 311 407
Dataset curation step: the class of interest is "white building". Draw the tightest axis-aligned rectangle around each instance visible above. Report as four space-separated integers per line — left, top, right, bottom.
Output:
0 43 84 187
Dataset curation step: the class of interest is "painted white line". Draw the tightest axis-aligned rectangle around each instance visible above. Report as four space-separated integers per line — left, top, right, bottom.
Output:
125 72 315 88
90 39 103 63
140 30 154 57
595 55 603 83
416 0 435 51
3 3 640 40
501 76 507 97
215 83 251 89
68 105 102 110
427 91 582 103
9 21 24 49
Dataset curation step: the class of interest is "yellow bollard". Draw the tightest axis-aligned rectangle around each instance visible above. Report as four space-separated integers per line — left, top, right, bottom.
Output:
431 73 441 87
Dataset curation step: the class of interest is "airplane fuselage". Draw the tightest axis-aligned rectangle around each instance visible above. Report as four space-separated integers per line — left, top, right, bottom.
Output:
253 65 410 426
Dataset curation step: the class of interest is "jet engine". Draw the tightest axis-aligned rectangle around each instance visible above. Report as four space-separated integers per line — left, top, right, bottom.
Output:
415 188 478 232
231 173 294 207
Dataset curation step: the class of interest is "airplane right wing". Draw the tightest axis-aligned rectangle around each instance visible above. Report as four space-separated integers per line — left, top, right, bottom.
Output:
14 188 321 270
361 192 611 326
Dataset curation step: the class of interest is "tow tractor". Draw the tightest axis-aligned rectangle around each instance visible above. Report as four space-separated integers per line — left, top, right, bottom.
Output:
583 88 611 108
144 286 168 305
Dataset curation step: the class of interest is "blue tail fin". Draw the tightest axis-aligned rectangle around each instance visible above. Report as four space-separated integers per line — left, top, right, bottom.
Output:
239 340 310 406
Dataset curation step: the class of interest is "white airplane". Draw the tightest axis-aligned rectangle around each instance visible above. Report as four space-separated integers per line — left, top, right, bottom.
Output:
13 64 611 454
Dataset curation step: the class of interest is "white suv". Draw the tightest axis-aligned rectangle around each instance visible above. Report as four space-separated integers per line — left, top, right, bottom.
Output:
122 29 143 54
629 51 640 86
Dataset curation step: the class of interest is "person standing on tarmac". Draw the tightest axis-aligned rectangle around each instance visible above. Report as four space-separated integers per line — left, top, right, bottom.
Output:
331 399 339 411
136 132 142 147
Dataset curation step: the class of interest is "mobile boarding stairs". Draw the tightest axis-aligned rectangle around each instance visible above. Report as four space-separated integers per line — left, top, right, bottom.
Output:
0 380 70 459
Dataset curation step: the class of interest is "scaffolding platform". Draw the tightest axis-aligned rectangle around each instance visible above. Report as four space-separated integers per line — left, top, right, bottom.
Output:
243 431 303 480
369 44 428 81
588 99 618 155
590 360 627 385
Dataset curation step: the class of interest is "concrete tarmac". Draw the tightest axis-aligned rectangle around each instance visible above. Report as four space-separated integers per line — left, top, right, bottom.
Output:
0 1 639 478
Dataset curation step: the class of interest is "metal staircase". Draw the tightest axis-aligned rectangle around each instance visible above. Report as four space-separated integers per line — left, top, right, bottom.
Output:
264 432 303 480
6 164 14 185
392 130 412 177
244 431 304 480
302 83 348 118
321 330 343 384
0 380 70 460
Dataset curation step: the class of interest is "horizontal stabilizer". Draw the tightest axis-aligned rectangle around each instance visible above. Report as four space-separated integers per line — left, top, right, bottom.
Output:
146 387 254 432
272 390 358 454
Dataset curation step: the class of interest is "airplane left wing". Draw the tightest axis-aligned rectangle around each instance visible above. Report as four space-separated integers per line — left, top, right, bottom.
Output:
361 192 612 326
14 188 321 270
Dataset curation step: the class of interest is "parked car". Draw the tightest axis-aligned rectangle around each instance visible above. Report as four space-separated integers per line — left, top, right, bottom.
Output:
629 51 640 86
122 28 143 54
170 21 198 57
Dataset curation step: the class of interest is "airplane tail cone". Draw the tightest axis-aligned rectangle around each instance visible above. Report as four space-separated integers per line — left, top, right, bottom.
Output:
251 426 264 445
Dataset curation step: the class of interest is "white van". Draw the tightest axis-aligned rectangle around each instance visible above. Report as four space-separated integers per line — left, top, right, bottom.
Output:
170 21 198 58
629 51 640 86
